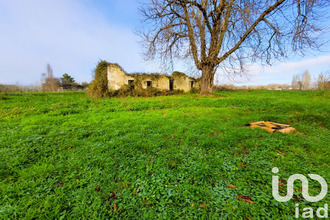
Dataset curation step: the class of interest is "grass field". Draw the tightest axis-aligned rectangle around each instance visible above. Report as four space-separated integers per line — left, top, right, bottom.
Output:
0 90 329 219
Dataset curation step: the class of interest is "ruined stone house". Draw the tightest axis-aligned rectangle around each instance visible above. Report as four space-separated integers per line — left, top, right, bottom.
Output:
107 64 200 92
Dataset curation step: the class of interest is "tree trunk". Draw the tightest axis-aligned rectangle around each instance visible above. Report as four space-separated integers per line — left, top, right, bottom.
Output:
200 64 215 94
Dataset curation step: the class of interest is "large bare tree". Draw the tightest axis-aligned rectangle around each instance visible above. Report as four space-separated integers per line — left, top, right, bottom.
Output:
139 0 329 94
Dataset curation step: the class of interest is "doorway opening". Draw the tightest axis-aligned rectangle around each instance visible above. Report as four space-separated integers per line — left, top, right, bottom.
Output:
169 79 174 91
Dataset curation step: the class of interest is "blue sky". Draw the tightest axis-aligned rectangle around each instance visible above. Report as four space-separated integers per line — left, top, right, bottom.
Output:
0 0 329 86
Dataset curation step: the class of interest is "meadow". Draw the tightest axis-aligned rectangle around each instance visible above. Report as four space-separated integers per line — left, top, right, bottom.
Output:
0 90 329 219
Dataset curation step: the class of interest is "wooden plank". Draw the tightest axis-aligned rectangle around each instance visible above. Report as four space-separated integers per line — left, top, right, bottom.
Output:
263 121 276 129
250 124 262 128
277 127 296 134
263 127 276 133
249 121 295 134
271 122 290 127
250 121 265 125
250 121 264 127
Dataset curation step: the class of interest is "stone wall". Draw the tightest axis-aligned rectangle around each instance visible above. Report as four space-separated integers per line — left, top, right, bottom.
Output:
107 64 128 90
172 73 197 92
107 63 200 92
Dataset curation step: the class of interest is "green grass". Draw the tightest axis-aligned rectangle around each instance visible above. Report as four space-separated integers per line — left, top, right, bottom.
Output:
0 90 329 219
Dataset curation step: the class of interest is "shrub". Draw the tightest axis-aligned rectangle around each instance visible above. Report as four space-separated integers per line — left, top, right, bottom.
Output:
87 60 110 97
189 87 200 94
105 86 184 98
0 92 6 100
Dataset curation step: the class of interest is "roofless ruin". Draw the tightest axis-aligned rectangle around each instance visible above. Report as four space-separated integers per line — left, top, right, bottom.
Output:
107 64 200 92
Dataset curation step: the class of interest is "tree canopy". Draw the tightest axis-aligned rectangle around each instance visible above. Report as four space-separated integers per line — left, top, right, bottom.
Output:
60 73 76 89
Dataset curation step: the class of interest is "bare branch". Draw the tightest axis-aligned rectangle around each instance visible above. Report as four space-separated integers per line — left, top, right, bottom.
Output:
138 0 329 93
217 0 286 64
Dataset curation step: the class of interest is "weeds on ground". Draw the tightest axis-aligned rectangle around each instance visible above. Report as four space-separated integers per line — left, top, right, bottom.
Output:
0 90 329 219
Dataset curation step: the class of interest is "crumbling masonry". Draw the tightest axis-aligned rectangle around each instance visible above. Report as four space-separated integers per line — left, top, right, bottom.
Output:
107 64 200 92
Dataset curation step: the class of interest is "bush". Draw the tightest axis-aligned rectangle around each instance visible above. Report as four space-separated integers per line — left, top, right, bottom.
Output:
106 86 184 98
189 87 200 94
0 92 6 100
87 60 110 97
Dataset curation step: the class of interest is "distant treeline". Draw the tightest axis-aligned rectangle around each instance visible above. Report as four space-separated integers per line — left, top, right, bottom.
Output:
0 84 41 93
40 64 89 92
0 84 88 93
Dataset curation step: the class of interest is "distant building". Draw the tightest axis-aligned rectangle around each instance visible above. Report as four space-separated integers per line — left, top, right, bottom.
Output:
107 64 200 92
